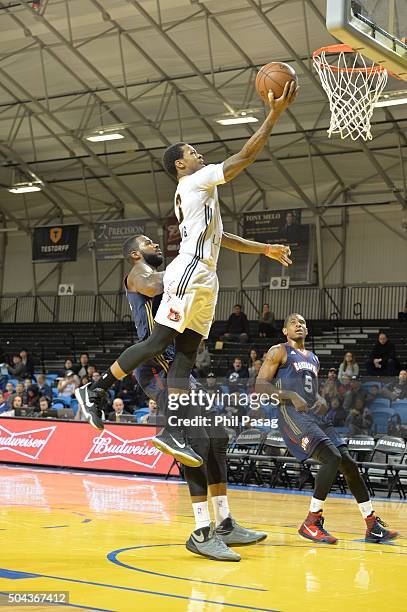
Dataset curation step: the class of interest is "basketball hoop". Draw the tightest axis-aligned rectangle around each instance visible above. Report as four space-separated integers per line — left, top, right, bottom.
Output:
313 44 388 141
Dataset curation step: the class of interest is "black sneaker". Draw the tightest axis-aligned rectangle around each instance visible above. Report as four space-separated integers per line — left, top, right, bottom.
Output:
151 428 203 468
75 383 105 431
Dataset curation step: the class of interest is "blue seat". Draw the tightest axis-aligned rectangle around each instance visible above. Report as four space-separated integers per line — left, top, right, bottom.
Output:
70 399 78 415
52 398 69 409
371 407 395 434
134 407 149 423
55 395 72 406
368 398 391 411
393 400 407 424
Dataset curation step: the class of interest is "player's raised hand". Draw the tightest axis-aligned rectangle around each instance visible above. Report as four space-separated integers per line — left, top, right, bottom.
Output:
264 244 292 267
268 81 299 113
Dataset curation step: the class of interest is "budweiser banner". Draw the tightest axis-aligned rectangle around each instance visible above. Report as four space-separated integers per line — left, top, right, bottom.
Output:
32 224 79 262
95 219 145 260
164 215 181 262
242 209 313 284
0 419 178 476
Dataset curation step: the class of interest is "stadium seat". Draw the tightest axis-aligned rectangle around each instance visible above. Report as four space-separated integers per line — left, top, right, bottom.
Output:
371 407 395 434
368 398 391 411
52 399 70 410
361 381 383 391
393 400 407 424
359 436 406 499
134 407 149 423
226 428 264 485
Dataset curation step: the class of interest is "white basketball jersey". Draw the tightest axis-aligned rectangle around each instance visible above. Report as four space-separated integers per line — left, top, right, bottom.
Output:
174 163 225 268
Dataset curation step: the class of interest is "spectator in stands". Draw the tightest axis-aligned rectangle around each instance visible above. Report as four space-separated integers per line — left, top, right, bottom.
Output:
248 359 263 392
81 375 89 386
248 348 259 370
366 331 399 377
346 398 373 435
107 397 126 422
227 357 249 393
203 372 223 411
326 396 346 427
113 372 138 405
141 399 158 424
382 370 407 401
61 358 74 378
25 385 40 409
258 303 276 338
37 396 53 418
36 374 52 399
220 304 249 343
194 339 211 378
0 392 9 414
3 382 14 401
5 354 27 380
87 364 96 379
343 376 367 414
91 371 101 385
75 353 90 379
398 302 407 322
338 351 359 383
365 384 385 405
20 349 35 378
57 370 78 398
7 382 24 408
2 395 22 417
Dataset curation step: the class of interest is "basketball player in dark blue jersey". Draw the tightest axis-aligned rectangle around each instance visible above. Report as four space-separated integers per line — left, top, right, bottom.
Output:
123 233 267 561
256 313 398 544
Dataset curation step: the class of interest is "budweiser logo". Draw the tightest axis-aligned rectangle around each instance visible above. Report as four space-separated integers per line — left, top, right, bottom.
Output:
84 429 163 468
0 424 56 460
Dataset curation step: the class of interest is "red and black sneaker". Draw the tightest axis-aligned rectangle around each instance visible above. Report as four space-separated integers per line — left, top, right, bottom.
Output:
365 514 399 543
298 511 338 544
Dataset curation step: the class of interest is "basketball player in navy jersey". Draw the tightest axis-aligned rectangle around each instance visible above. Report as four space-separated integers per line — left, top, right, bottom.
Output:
76 81 298 468
256 313 399 544
122 233 267 561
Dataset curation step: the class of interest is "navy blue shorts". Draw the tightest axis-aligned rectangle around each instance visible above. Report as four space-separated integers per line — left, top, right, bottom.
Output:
278 404 345 461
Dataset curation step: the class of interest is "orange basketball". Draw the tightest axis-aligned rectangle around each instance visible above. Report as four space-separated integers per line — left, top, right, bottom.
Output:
255 61 297 102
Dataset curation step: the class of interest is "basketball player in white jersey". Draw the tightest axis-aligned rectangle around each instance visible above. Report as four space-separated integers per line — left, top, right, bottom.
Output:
76 81 298 467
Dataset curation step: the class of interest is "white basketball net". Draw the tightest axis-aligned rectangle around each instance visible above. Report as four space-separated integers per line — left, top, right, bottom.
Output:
313 45 388 141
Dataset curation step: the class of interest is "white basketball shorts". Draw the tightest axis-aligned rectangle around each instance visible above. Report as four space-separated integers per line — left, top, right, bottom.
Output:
154 254 219 339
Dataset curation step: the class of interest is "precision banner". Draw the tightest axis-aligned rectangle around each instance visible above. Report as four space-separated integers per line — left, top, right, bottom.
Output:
95 219 145 260
242 210 313 284
32 224 79 263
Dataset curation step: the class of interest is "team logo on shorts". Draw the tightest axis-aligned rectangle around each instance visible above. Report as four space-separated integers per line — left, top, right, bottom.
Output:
301 436 310 451
167 308 181 322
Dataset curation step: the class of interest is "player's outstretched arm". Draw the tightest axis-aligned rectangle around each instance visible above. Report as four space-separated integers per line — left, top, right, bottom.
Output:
256 344 308 411
222 81 299 183
127 270 165 298
221 232 292 267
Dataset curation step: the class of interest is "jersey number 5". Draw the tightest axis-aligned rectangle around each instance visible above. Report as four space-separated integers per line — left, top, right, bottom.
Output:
303 373 313 394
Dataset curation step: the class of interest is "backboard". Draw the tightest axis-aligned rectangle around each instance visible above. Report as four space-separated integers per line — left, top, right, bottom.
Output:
326 0 407 80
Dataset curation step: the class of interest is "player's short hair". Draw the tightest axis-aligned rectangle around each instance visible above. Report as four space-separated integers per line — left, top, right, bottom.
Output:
163 142 186 178
122 234 143 263
283 313 304 328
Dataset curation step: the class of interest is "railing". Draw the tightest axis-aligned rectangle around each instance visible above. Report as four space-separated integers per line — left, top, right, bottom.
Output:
0 284 405 324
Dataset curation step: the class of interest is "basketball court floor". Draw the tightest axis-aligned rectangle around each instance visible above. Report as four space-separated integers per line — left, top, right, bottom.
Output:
0 465 405 611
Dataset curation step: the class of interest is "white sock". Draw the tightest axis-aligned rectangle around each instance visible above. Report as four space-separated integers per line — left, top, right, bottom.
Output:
358 500 374 519
192 501 210 531
309 497 324 513
211 495 230 526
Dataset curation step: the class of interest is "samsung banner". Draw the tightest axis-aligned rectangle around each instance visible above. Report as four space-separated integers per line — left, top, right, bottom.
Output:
242 210 313 284
32 225 79 263
95 219 145 260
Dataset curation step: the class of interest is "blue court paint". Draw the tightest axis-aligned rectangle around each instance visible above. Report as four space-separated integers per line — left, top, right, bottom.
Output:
0 568 39 580
107 544 267 592
0 570 279 612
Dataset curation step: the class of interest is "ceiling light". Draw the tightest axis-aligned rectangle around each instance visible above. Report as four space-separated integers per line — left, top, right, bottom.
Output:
86 132 124 142
8 182 43 194
374 90 407 108
216 116 259 125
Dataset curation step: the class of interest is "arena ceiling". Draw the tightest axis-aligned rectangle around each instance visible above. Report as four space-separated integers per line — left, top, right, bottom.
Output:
0 0 406 235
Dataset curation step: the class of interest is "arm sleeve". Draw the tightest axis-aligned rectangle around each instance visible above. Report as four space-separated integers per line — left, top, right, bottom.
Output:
189 163 225 190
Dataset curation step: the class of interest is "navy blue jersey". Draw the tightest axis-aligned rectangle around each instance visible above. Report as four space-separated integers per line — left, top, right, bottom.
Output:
275 343 319 408
125 276 175 370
